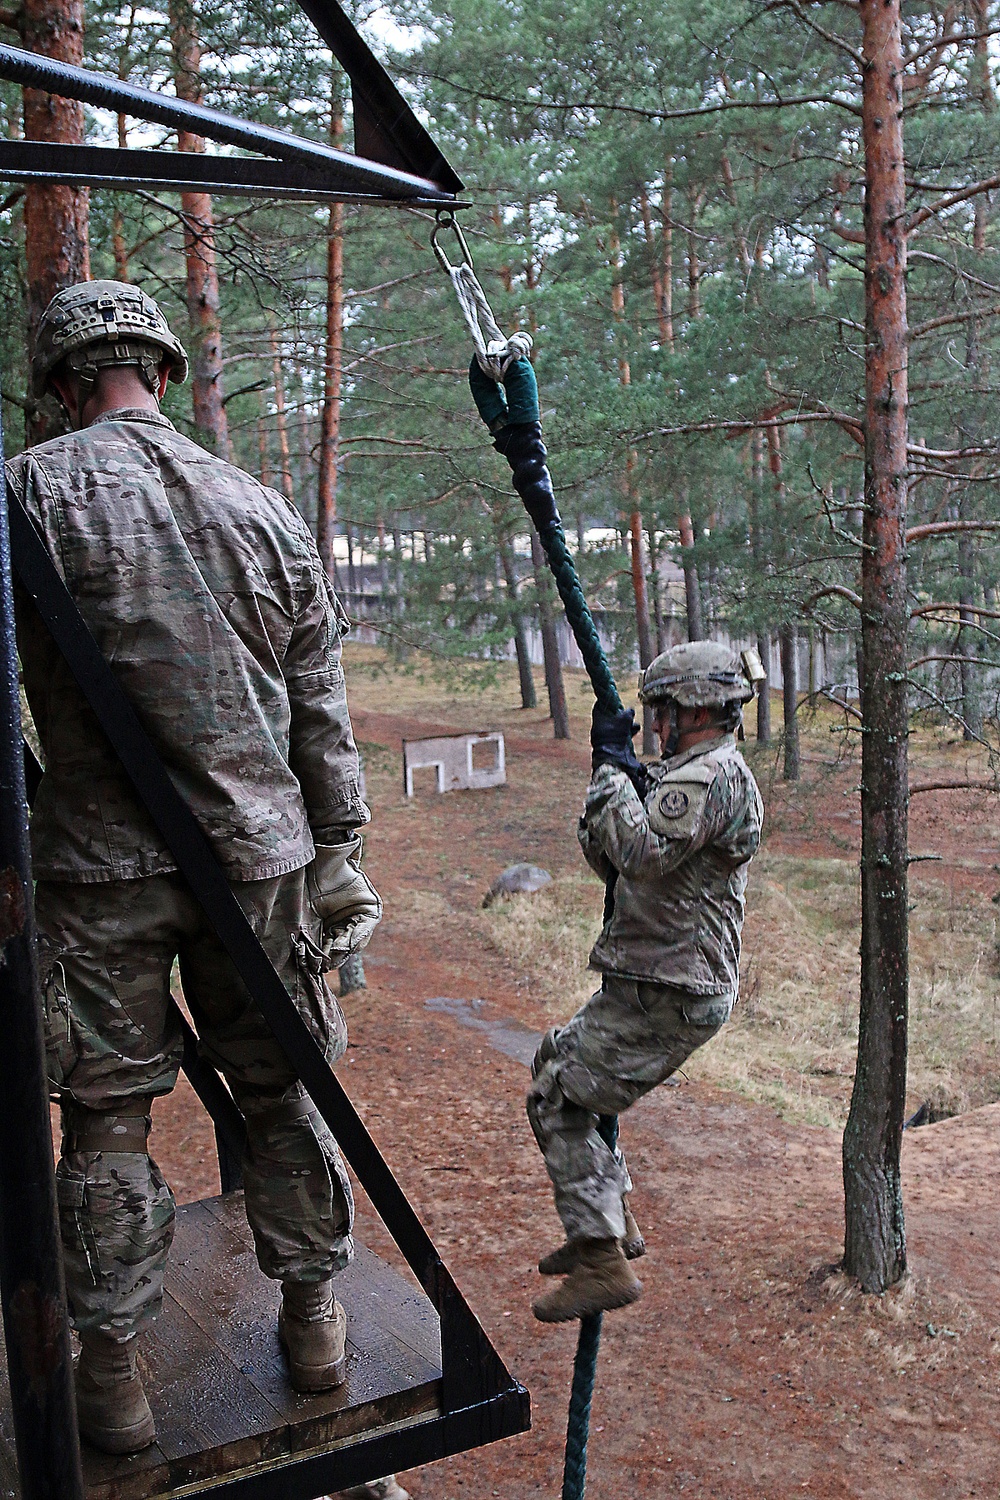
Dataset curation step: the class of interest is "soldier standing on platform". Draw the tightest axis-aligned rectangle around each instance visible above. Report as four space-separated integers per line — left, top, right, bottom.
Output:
9 280 381 1453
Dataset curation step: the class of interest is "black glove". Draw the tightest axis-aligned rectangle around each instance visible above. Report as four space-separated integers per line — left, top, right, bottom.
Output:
591 704 649 796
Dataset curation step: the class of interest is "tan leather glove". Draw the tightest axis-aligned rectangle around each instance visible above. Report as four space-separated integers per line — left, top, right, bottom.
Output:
308 836 382 968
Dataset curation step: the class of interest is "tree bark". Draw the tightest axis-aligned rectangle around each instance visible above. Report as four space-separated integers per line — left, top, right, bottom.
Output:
22 0 90 444
765 425 799 779
780 624 800 779
169 0 229 457
756 634 771 743
629 508 656 753
269 319 295 506
677 499 703 641
957 515 981 739
842 0 909 1294
316 75 345 580
530 529 569 739
499 538 536 709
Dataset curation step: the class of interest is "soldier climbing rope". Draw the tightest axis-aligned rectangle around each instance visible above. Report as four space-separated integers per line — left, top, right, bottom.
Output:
434 210 632 1500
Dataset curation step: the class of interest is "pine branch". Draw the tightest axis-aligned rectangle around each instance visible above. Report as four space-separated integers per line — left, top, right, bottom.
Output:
910 780 999 795
906 520 1000 542
907 173 1000 231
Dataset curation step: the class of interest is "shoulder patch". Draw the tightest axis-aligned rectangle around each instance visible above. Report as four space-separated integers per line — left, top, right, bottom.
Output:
659 787 690 819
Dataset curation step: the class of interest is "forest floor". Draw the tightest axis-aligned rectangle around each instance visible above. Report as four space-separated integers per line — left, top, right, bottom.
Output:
149 648 1000 1499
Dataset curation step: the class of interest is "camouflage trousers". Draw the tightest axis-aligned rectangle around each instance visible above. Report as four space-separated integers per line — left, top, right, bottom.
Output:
35 869 354 1342
526 974 732 1243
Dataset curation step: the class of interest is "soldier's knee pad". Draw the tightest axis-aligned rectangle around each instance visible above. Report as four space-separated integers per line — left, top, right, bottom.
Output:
62 1098 155 1155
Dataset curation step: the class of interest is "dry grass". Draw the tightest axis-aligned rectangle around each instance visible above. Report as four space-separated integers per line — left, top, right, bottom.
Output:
480 852 1000 1129
347 645 1000 1131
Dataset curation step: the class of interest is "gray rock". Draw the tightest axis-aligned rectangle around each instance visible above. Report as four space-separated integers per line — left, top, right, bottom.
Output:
482 863 553 908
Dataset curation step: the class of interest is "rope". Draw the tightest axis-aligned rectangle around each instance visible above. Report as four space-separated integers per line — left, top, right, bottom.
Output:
447 263 533 380
535 519 622 716
432 212 532 380
561 1115 619 1500
436 220 626 1497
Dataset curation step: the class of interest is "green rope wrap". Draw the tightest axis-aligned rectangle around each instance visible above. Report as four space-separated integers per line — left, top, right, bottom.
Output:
536 519 622 716
561 1114 619 1500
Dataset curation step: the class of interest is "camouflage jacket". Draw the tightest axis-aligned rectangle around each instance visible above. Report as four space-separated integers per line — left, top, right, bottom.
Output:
578 735 763 995
9 408 368 883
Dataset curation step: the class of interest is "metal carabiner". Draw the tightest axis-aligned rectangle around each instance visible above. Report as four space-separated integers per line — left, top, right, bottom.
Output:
431 209 474 274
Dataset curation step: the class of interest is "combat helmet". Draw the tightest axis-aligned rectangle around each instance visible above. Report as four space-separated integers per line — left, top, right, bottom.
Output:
32 280 188 402
637 641 764 709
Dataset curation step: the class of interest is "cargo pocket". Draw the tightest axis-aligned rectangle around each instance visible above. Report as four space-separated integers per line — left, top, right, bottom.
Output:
56 1166 103 1286
42 960 77 1090
290 936 348 1068
680 994 733 1030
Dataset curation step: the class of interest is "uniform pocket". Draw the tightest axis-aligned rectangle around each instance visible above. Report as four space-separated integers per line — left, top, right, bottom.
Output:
290 941 349 1068
680 994 733 1029
42 960 77 1089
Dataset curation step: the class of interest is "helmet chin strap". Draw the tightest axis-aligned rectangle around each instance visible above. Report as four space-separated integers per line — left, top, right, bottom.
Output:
661 700 681 758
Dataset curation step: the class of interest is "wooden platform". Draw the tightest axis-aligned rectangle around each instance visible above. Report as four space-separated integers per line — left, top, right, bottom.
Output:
0 1192 442 1500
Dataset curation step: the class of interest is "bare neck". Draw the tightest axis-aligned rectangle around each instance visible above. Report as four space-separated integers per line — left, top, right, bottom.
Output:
80 370 160 426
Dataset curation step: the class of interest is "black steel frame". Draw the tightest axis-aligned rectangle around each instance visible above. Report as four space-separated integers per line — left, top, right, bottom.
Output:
0 10 531 1499
0 0 463 202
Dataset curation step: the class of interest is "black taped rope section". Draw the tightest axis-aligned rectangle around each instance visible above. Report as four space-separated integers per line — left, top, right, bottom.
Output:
561 1114 619 1500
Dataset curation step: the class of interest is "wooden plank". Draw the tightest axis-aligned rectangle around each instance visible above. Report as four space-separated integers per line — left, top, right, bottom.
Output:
203 1193 441 1367
0 1192 447 1500
171 1196 441 1455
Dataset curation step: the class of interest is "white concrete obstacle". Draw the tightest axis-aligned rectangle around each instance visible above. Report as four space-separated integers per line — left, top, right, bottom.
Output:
402 731 506 796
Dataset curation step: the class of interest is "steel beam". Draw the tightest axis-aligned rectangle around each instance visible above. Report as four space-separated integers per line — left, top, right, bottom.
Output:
0 141 459 203
0 42 454 201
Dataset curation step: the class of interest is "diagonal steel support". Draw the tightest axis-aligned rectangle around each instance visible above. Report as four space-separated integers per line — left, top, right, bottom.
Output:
0 42 455 202
295 0 463 191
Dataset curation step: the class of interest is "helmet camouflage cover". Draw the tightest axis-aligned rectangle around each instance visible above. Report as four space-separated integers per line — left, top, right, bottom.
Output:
32 280 188 398
637 641 764 709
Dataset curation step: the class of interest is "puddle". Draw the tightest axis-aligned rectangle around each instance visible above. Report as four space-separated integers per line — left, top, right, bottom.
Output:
424 997 541 1066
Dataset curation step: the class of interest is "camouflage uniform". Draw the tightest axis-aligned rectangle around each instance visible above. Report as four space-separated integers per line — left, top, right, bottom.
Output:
9 409 369 1340
527 735 763 1244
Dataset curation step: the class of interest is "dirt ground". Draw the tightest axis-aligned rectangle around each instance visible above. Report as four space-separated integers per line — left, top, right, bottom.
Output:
149 659 1000 1499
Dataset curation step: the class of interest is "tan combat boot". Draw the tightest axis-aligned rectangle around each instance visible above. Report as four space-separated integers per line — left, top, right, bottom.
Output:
539 1196 646 1275
532 1238 642 1323
279 1278 348 1392
75 1331 155 1454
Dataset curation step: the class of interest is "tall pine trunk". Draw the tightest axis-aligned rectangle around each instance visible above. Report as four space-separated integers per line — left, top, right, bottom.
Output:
317 75 345 580
842 0 909 1294
766 426 799 779
169 0 229 457
609 209 655 751
530 530 569 739
629 508 656 754
499 538 536 709
22 0 89 444
677 498 703 641
269 320 295 505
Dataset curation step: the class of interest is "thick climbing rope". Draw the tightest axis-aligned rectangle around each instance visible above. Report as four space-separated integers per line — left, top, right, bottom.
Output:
436 212 623 1498
560 1112 619 1500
